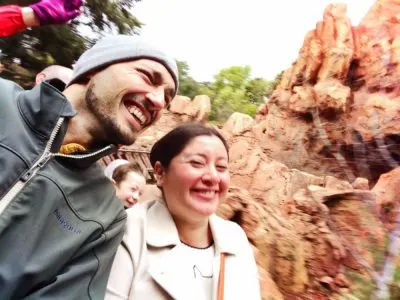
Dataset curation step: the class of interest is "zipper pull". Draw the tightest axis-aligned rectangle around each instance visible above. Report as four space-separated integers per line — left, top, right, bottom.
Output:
20 153 53 182
21 169 36 182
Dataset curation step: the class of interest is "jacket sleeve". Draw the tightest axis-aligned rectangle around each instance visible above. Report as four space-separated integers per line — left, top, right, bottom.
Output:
0 5 27 37
23 217 126 300
105 242 134 300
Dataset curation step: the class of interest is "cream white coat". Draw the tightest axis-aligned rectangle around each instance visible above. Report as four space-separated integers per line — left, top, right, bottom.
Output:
105 200 261 300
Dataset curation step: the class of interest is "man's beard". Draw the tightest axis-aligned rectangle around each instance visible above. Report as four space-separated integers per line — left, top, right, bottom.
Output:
85 83 137 146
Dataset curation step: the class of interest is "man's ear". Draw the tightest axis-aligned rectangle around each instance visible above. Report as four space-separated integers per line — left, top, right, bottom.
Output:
35 72 46 85
153 162 165 187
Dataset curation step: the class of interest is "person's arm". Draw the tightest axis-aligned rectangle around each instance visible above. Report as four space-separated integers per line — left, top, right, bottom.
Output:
0 5 31 37
0 0 83 37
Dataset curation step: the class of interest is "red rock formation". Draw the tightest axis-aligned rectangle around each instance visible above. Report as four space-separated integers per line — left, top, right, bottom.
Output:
373 167 400 229
252 0 400 185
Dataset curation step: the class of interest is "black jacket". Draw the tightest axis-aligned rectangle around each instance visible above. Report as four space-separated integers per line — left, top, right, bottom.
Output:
0 78 126 299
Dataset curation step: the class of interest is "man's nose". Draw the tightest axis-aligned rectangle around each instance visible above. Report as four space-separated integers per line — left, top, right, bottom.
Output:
146 87 165 110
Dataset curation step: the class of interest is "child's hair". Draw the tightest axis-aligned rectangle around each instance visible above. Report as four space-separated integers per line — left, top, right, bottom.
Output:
112 162 144 185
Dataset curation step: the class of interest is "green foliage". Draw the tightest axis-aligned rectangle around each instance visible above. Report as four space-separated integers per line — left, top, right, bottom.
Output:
246 77 272 104
391 266 400 299
177 60 202 99
165 59 281 123
0 0 141 87
270 70 284 92
209 65 271 122
343 270 376 300
176 62 281 122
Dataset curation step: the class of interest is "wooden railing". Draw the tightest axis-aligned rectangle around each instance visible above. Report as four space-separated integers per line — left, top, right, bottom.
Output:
100 148 155 184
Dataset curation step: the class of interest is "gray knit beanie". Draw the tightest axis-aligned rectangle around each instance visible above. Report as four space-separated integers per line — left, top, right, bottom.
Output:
68 35 179 94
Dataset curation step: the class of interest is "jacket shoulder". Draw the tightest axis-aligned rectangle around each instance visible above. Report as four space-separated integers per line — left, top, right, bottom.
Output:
215 215 248 238
0 78 23 90
212 215 251 254
0 78 23 107
123 200 158 240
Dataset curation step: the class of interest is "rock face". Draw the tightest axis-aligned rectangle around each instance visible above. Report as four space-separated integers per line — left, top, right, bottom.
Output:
216 140 386 299
169 95 211 123
373 167 400 229
222 112 254 136
252 0 400 185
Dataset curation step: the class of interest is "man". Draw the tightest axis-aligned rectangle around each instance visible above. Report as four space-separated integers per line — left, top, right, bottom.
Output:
35 64 73 87
0 0 82 37
0 35 178 299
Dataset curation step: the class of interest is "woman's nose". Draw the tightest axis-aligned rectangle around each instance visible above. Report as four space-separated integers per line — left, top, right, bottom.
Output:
202 166 220 184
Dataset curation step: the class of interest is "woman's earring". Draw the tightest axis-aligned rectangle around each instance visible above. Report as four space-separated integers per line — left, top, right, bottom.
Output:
155 175 162 188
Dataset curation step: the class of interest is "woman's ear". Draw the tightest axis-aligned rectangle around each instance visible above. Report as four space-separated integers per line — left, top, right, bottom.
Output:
153 162 165 188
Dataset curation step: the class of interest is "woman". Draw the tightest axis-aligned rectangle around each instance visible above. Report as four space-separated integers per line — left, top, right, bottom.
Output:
106 123 261 300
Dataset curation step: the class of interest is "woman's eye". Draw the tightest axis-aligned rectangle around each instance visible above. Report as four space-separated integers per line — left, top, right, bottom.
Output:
190 161 204 167
216 165 228 172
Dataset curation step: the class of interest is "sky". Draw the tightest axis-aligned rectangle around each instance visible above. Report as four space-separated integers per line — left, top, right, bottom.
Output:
132 0 376 82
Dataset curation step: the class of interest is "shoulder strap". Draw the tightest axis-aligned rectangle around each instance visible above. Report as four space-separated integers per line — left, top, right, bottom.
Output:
217 253 225 300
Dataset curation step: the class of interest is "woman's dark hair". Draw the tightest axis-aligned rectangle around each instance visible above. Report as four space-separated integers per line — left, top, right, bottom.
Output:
150 123 229 168
112 162 144 185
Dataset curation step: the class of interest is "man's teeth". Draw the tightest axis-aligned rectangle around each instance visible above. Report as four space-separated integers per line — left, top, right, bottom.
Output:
128 106 146 125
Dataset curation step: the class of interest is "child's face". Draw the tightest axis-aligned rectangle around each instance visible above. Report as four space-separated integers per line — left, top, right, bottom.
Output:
115 171 146 207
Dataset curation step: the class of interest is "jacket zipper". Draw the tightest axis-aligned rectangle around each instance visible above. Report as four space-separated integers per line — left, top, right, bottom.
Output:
0 118 113 215
0 117 65 215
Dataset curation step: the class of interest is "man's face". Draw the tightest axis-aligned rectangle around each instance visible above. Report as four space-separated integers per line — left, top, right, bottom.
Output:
85 59 176 146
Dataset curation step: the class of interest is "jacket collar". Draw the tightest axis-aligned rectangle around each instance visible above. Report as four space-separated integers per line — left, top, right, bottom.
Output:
146 200 243 255
19 81 118 168
18 81 76 138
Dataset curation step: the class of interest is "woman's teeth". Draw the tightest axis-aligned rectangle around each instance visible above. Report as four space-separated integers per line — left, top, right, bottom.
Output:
197 190 216 196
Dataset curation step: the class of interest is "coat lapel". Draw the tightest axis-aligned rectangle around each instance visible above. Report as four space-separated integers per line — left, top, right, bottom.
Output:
148 245 204 300
145 201 246 300
146 201 204 299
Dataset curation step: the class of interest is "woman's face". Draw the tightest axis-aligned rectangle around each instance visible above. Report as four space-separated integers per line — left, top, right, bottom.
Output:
115 171 146 207
156 135 230 222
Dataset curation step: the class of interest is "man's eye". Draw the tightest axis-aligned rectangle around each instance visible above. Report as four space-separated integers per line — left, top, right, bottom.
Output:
138 69 153 84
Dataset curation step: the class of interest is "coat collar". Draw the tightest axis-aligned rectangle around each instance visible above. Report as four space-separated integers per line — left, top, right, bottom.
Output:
146 200 244 255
